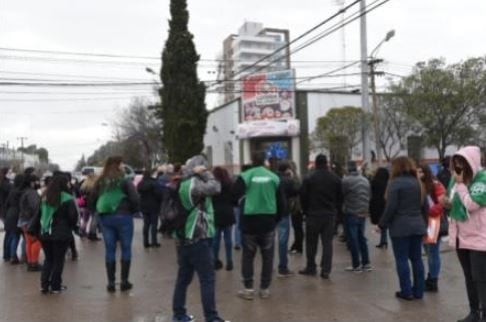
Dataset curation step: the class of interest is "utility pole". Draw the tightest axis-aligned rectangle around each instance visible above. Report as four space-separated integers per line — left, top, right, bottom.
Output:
360 0 371 167
369 58 384 165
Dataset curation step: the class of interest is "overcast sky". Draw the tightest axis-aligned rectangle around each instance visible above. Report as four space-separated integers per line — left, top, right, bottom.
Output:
1 0 485 170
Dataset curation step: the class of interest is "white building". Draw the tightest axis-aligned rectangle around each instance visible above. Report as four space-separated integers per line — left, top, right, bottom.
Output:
218 22 290 104
204 90 451 175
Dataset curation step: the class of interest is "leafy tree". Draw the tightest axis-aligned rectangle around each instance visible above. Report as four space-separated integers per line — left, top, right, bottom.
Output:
36 148 49 163
313 106 367 164
154 0 207 163
397 58 486 159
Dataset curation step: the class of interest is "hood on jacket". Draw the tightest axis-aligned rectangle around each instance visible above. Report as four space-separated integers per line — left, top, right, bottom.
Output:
454 146 482 177
183 155 209 178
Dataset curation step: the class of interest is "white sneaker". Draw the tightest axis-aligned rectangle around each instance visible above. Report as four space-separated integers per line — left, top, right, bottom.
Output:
362 264 373 272
237 288 255 300
259 289 270 299
344 266 363 273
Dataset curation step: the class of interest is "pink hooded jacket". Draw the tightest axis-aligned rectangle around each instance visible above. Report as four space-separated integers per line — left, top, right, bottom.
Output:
448 146 486 251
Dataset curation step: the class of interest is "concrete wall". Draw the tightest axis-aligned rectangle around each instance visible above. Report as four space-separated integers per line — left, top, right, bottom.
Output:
204 100 241 173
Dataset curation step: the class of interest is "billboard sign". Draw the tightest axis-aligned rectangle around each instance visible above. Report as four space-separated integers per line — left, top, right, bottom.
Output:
237 119 300 139
242 70 295 122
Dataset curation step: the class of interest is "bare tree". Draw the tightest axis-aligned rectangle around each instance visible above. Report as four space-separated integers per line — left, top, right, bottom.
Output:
114 97 164 168
378 89 416 161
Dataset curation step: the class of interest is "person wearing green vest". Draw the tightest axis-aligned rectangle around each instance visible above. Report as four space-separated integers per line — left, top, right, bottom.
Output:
29 174 78 294
89 156 140 293
172 155 229 322
233 150 286 301
441 146 486 322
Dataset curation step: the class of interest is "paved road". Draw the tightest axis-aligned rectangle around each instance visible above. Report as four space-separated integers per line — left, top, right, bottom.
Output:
0 220 469 322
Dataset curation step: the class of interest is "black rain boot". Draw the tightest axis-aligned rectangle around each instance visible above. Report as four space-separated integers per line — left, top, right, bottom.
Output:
425 275 438 292
106 261 116 293
457 309 480 322
120 260 133 292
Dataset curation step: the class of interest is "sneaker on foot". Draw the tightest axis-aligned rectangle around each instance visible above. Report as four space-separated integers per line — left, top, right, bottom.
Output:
237 288 255 300
259 289 270 299
225 262 234 271
344 266 363 273
320 271 330 279
298 268 317 276
172 314 195 322
277 268 295 278
214 260 223 270
362 264 373 272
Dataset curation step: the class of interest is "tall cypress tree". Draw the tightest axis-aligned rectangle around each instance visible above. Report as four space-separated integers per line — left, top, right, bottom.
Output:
156 0 207 163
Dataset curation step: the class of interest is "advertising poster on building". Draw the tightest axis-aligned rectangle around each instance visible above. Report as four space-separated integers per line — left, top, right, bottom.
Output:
242 70 295 122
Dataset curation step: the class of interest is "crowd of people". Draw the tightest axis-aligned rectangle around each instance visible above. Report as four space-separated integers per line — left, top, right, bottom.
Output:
0 145 485 322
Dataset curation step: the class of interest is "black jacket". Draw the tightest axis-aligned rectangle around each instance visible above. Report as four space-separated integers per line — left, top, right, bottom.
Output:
30 199 78 241
212 181 236 228
300 168 343 217
137 177 163 215
89 178 140 215
4 188 23 232
0 180 11 219
369 178 387 225
278 172 300 217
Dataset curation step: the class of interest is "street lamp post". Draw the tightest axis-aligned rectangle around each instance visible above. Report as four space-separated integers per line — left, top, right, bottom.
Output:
369 29 395 166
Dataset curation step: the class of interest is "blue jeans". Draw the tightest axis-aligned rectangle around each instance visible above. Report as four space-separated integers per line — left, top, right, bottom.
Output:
234 207 242 248
173 238 219 322
426 238 441 279
391 235 425 298
214 226 233 264
277 215 291 271
345 214 370 268
99 215 134 262
3 231 20 260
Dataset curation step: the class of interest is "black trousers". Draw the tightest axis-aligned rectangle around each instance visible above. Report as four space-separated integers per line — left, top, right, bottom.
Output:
41 239 69 291
305 215 335 274
457 248 486 311
291 211 304 252
143 212 159 245
242 231 275 289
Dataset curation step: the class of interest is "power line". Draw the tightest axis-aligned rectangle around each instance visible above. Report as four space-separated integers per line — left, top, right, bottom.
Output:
0 70 152 82
0 46 363 64
257 0 389 77
208 0 361 89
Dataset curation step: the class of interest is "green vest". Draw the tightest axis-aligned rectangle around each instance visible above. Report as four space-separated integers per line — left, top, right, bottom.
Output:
448 170 486 222
96 180 126 214
179 178 215 240
240 166 280 216
40 192 74 235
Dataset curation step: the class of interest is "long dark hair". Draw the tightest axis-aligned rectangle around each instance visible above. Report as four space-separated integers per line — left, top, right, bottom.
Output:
43 175 70 207
213 166 232 187
96 156 124 188
452 155 474 185
372 167 389 187
418 163 436 201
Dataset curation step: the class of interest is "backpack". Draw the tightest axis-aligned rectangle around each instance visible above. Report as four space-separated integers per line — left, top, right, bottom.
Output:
160 181 201 238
